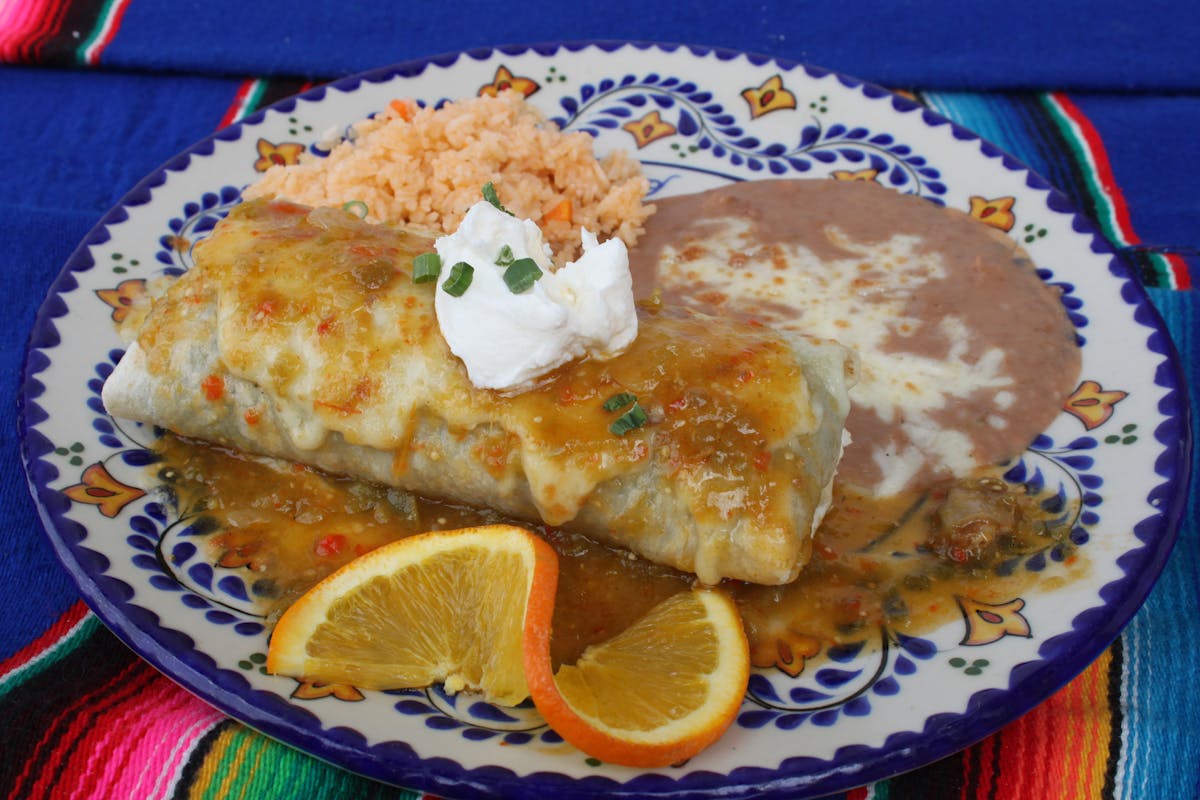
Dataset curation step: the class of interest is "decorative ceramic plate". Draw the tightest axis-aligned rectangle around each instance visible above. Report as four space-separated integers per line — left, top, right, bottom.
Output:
19 42 1190 799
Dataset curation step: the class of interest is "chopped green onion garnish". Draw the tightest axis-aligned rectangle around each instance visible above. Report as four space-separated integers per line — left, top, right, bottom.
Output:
602 391 638 412
412 252 442 283
341 200 369 219
503 258 543 294
482 182 513 216
441 261 474 296
610 402 648 436
494 244 515 266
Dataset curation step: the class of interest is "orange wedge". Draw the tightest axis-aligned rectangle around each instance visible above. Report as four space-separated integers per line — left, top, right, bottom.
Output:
266 524 557 706
526 588 750 768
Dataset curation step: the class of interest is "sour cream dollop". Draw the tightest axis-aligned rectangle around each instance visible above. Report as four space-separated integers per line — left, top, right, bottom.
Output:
433 201 638 392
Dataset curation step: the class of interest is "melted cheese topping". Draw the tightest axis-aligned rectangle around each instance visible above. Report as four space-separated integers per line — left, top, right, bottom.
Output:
147 199 854 582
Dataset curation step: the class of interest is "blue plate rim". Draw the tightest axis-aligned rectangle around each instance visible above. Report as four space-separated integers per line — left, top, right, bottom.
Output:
17 39 1192 799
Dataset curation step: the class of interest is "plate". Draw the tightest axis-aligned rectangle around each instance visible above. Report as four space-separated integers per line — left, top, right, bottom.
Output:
18 42 1190 799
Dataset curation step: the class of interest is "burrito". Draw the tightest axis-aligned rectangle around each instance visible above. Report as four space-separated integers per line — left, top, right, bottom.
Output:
102 199 856 585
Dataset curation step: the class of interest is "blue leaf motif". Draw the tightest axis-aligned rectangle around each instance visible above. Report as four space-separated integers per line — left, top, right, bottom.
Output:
217 575 249 601
872 677 900 695
777 713 809 730
825 123 847 139
897 633 936 659
1040 491 1066 514
747 673 782 703
1004 462 1028 482
171 542 196 563
468 702 520 723
678 110 698 136
560 97 578 115
463 728 497 741
827 641 866 662
621 94 647 107
188 563 213 590
129 515 158 536
1063 455 1095 470
426 717 461 730
843 697 872 716
121 449 160 467
788 687 834 704
126 535 154 553
651 94 675 109
811 709 841 727
131 554 158 571
799 126 820 147
814 667 862 688
395 699 434 715
600 106 632 119
737 710 776 728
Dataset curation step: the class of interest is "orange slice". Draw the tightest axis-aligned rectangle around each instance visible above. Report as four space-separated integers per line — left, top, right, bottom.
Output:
266 524 557 706
526 588 750 767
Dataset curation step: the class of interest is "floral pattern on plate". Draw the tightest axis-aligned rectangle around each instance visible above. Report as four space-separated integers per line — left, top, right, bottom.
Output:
19 42 1189 799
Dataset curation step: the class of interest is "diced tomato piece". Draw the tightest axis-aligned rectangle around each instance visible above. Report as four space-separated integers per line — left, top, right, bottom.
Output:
201 374 224 401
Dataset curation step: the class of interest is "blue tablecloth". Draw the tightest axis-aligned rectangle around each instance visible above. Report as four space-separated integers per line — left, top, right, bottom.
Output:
2 3 1196 798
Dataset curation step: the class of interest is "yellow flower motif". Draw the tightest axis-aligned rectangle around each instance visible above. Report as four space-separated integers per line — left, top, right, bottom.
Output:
95 279 146 324
1063 380 1129 430
291 680 365 702
968 195 1017 232
956 596 1032 646
741 75 797 118
832 168 880 183
622 111 677 149
478 66 539 98
253 138 305 173
63 463 146 518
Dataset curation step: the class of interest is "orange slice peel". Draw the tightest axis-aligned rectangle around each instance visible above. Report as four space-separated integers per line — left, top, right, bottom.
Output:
526 587 750 768
267 524 750 767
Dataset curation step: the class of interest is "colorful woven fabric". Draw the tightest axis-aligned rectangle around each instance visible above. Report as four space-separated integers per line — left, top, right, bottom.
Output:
1 2 1196 798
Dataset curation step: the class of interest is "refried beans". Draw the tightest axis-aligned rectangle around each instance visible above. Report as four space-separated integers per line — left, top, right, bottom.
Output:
629 178 1081 494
